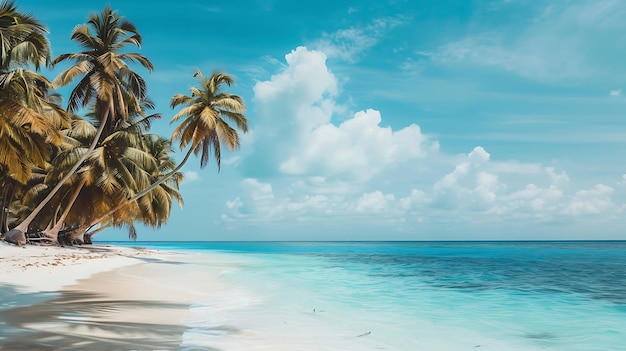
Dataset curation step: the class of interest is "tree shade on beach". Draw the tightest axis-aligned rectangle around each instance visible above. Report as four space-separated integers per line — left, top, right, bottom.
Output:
0 2 248 246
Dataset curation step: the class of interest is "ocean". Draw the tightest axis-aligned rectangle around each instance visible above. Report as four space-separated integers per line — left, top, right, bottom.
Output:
110 241 626 350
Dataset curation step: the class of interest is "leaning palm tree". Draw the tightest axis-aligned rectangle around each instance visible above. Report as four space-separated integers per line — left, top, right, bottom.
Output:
70 134 183 244
39 96 163 244
49 97 169 244
4 6 152 244
78 70 248 239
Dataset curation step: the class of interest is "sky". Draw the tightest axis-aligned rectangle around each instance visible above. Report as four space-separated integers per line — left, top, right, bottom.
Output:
16 0 626 241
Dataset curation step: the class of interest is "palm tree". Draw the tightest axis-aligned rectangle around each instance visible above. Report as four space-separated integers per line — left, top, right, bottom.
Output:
170 70 248 170
46 97 177 244
4 6 152 244
0 0 49 71
70 134 183 244
142 69 248 191
0 2 70 244
0 1 64 186
37 97 164 244
79 70 248 237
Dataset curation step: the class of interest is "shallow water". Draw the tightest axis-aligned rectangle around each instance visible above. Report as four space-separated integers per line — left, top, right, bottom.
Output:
114 241 626 350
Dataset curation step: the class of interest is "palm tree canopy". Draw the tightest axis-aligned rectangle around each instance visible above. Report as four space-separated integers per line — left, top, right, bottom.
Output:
0 69 67 183
170 70 248 170
0 1 60 184
51 5 153 120
0 0 50 70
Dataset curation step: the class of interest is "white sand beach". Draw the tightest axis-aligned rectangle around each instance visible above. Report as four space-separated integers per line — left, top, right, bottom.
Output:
0 242 228 350
0 242 154 293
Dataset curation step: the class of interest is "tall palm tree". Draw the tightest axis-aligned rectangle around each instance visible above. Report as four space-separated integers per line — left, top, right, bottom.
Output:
5 6 152 244
80 70 248 236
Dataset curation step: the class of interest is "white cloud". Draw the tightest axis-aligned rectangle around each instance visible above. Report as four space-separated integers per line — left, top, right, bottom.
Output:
279 108 433 182
252 47 337 133
242 178 275 203
546 167 569 184
222 45 626 238
610 89 621 97
226 197 243 210
431 147 503 211
563 184 615 215
489 184 563 218
421 0 626 83
355 191 395 213
249 47 436 184
183 171 201 183
287 195 329 214
423 33 587 83
314 17 407 62
399 189 427 210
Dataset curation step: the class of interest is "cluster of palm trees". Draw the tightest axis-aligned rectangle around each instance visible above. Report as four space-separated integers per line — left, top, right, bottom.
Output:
0 2 248 246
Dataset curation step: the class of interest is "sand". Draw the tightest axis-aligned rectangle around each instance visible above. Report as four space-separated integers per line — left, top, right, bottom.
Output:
0 242 153 293
0 242 226 350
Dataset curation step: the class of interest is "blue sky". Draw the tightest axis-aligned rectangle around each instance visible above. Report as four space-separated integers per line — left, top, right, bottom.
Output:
18 0 626 240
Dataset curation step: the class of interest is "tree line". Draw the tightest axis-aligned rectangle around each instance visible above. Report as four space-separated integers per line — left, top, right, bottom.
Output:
0 2 248 245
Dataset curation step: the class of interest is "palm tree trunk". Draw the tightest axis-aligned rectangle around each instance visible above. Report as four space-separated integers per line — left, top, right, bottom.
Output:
42 178 87 244
1 185 9 233
4 103 111 246
59 223 91 246
83 224 111 244
85 147 194 229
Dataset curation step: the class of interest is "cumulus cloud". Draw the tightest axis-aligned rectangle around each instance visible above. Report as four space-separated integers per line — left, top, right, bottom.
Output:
279 108 433 182
248 47 436 183
489 184 563 219
431 147 502 210
563 184 615 215
399 189 427 211
355 191 395 213
222 45 626 237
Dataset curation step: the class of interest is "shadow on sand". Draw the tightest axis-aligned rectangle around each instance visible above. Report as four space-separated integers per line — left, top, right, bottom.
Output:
0 286 220 351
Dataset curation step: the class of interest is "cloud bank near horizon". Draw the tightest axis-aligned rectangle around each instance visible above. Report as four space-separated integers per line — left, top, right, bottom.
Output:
216 46 626 239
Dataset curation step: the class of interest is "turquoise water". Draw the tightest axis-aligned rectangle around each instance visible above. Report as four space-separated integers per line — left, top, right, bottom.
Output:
108 241 626 350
